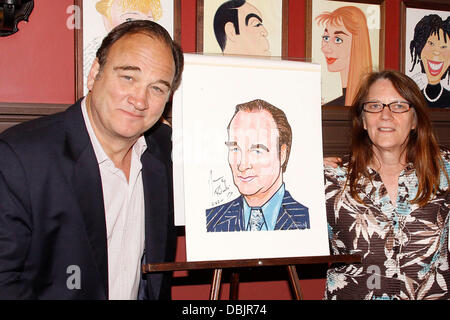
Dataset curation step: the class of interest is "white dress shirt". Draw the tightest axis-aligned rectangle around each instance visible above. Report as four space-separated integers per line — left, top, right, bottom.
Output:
81 98 146 300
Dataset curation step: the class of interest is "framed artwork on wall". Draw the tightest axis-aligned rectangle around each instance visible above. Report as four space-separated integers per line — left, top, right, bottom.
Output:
400 1 450 109
196 0 288 58
306 0 385 107
74 0 181 100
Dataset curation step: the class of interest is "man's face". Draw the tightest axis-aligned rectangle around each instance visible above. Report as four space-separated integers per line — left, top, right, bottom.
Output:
226 110 285 202
233 2 270 56
105 0 154 32
420 29 450 85
321 21 352 73
87 33 175 146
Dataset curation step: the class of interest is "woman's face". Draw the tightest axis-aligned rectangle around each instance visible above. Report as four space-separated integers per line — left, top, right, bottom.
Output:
362 79 416 154
420 29 450 85
321 21 353 73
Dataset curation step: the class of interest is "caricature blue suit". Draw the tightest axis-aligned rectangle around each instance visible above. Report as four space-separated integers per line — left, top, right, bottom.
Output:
206 189 310 232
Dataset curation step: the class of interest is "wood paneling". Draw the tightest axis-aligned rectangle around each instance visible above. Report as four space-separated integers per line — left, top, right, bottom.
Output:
0 102 68 133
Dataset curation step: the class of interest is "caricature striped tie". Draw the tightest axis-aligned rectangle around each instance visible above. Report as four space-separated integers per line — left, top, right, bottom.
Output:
249 208 265 231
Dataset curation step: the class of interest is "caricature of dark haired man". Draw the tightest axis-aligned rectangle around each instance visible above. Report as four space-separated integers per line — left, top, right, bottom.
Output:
213 0 271 56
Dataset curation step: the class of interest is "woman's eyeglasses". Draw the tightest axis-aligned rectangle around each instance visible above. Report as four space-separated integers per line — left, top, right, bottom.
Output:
362 101 412 113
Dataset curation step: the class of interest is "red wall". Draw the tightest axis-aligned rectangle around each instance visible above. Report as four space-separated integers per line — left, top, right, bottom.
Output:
0 0 403 300
0 0 74 103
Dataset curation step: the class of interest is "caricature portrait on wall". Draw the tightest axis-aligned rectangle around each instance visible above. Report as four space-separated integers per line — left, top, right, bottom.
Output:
308 0 383 106
403 6 450 109
172 54 329 261
201 0 284 57
81 0 175 95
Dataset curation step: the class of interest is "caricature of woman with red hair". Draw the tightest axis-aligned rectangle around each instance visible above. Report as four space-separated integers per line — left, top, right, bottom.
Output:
316 6 373 106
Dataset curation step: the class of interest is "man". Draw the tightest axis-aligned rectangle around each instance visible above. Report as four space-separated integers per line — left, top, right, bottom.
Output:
213 0 270 56
206 99 310 232
0 20 183 299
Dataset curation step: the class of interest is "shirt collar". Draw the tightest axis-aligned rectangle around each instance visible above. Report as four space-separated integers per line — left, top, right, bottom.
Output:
243 184 285 231
367 162 415 177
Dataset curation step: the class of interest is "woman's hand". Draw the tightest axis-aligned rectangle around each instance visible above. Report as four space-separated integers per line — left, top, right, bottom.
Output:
324 157 342 168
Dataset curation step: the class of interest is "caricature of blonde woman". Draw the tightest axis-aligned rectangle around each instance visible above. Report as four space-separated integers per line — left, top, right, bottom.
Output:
96 0 163 32
316 6 372 106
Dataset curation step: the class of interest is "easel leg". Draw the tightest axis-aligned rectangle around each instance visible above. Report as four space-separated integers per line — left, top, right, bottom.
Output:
287 265 303 300
229 272 240 300
210 268 223 300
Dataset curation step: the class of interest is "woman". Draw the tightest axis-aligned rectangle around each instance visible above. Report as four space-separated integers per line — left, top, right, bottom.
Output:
324 70 450 299
409 14 450 108
316 6 372 106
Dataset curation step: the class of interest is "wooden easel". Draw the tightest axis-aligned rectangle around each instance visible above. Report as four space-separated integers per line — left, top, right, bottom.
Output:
142 254 361 300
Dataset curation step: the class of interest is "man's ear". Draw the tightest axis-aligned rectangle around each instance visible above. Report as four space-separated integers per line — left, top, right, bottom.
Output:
87 58 101 91
280 144 288 167
224 22 237 41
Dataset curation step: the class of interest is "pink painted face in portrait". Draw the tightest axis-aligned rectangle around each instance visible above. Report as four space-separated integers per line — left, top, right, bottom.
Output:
224 2 270 56
226 110 286 206
102 0 160 32
321 21 353 74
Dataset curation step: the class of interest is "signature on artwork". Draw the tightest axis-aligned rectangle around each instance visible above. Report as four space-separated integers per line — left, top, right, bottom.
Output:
209 171 233 206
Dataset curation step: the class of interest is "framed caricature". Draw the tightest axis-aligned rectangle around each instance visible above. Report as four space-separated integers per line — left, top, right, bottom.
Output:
172 54 330 261
74 0 180 99
400 1 450 109
197 0 288 57
306 0 385 106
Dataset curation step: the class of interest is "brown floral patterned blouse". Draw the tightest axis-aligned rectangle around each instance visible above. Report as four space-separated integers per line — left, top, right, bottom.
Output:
324 149 450 300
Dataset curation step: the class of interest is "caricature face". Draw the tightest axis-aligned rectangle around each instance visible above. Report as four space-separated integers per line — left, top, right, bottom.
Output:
420 29 450 85
226 110 286 205
226 2 270 56
105 0 154 32
321 21 353 73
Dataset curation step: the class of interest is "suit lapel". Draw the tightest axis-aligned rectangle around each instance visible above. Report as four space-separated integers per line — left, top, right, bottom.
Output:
235 197 245 231
275 191 293 230
220 197 244 231
64 102 108 297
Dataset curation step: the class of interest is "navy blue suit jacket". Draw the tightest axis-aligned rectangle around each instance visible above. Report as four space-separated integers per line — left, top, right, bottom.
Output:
0 100 176 299
206 190 310 232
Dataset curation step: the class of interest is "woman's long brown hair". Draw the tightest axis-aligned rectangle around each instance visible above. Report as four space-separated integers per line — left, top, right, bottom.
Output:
347 70 448 207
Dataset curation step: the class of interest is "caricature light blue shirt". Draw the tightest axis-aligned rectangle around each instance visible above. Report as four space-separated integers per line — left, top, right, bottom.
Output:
243 184 285 231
